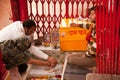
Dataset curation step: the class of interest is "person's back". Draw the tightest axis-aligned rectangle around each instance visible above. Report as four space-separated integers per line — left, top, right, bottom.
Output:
0 21 24 42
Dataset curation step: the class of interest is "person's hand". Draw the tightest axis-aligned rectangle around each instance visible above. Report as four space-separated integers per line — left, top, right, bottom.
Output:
47 56 57 67
44 61 51 67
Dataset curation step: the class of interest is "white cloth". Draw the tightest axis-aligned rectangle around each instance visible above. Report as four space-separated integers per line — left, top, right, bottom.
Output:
28 45 48 59
0 21 24 42
0 21 48 60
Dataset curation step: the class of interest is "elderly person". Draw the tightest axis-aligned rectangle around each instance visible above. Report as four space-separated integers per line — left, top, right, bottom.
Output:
68 6 96 68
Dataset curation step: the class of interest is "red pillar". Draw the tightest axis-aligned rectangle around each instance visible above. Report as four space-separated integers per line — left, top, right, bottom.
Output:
18 0 29 21
96 0 120 74
10 0 20 21
10 0 28 21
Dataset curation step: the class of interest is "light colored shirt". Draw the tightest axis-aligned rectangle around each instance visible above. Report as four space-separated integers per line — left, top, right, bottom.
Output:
0 21 48 60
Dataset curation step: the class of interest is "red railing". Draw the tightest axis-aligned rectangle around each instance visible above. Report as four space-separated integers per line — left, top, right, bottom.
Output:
27 0 95 35
96 0 120 74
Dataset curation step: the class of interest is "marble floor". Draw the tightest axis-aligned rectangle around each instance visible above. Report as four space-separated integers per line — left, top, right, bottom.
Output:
63 63 92 80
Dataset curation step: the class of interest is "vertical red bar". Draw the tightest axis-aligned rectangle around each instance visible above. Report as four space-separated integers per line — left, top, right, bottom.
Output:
18 0 29 21
66 0 69 18
53 1 57 29
100 2 104 74
81 1 85 18
109 0 114 74
118 1 120 74
76 1 79 18
96 0 99 73
102 0 106 73
104 0 109 74
104 0 107 74
71 1 74 18
85 1 90 18
112 0 117 74
107 0 112 74
96 0 102 73
115 0 120 75
10 0 20 21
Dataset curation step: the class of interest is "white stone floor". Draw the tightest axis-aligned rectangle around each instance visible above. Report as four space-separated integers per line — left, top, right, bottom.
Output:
63 63 92 80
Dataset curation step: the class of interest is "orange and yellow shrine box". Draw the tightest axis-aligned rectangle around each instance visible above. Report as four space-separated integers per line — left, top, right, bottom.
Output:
59 18 91 51
59 27 89 51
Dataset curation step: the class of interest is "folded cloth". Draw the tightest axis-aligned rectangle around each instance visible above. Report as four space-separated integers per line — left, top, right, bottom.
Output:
0 37 31 70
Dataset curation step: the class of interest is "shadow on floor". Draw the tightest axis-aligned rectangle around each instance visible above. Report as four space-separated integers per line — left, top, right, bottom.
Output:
63 63 92 80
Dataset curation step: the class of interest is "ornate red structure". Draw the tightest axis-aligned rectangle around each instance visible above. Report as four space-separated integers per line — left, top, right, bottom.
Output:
96 0 120 74
10 0 120 75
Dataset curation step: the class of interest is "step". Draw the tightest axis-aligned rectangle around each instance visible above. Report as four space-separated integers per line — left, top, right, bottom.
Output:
86 73 120 80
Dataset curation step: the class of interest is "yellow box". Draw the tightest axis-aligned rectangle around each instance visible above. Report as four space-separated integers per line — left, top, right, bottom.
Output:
59 27 90 51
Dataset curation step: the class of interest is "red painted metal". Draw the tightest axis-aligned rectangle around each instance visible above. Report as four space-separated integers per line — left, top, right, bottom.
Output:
96 0 120 75
10 0 29 21
116 0 120 74
10 0 20 21
114 0 120 74
27 0 95 36
18 0 29 21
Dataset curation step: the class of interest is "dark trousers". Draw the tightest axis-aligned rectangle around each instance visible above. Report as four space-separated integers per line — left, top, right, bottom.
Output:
17 63 28 74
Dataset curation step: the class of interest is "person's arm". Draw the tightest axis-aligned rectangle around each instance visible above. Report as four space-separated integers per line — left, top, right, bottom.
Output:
27 58 50 66
28 45 57 67
28 45 49 59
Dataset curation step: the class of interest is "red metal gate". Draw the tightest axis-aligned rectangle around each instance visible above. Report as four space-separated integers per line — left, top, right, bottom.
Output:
10 0 95 35
96 0 120 74
26 0 96 37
